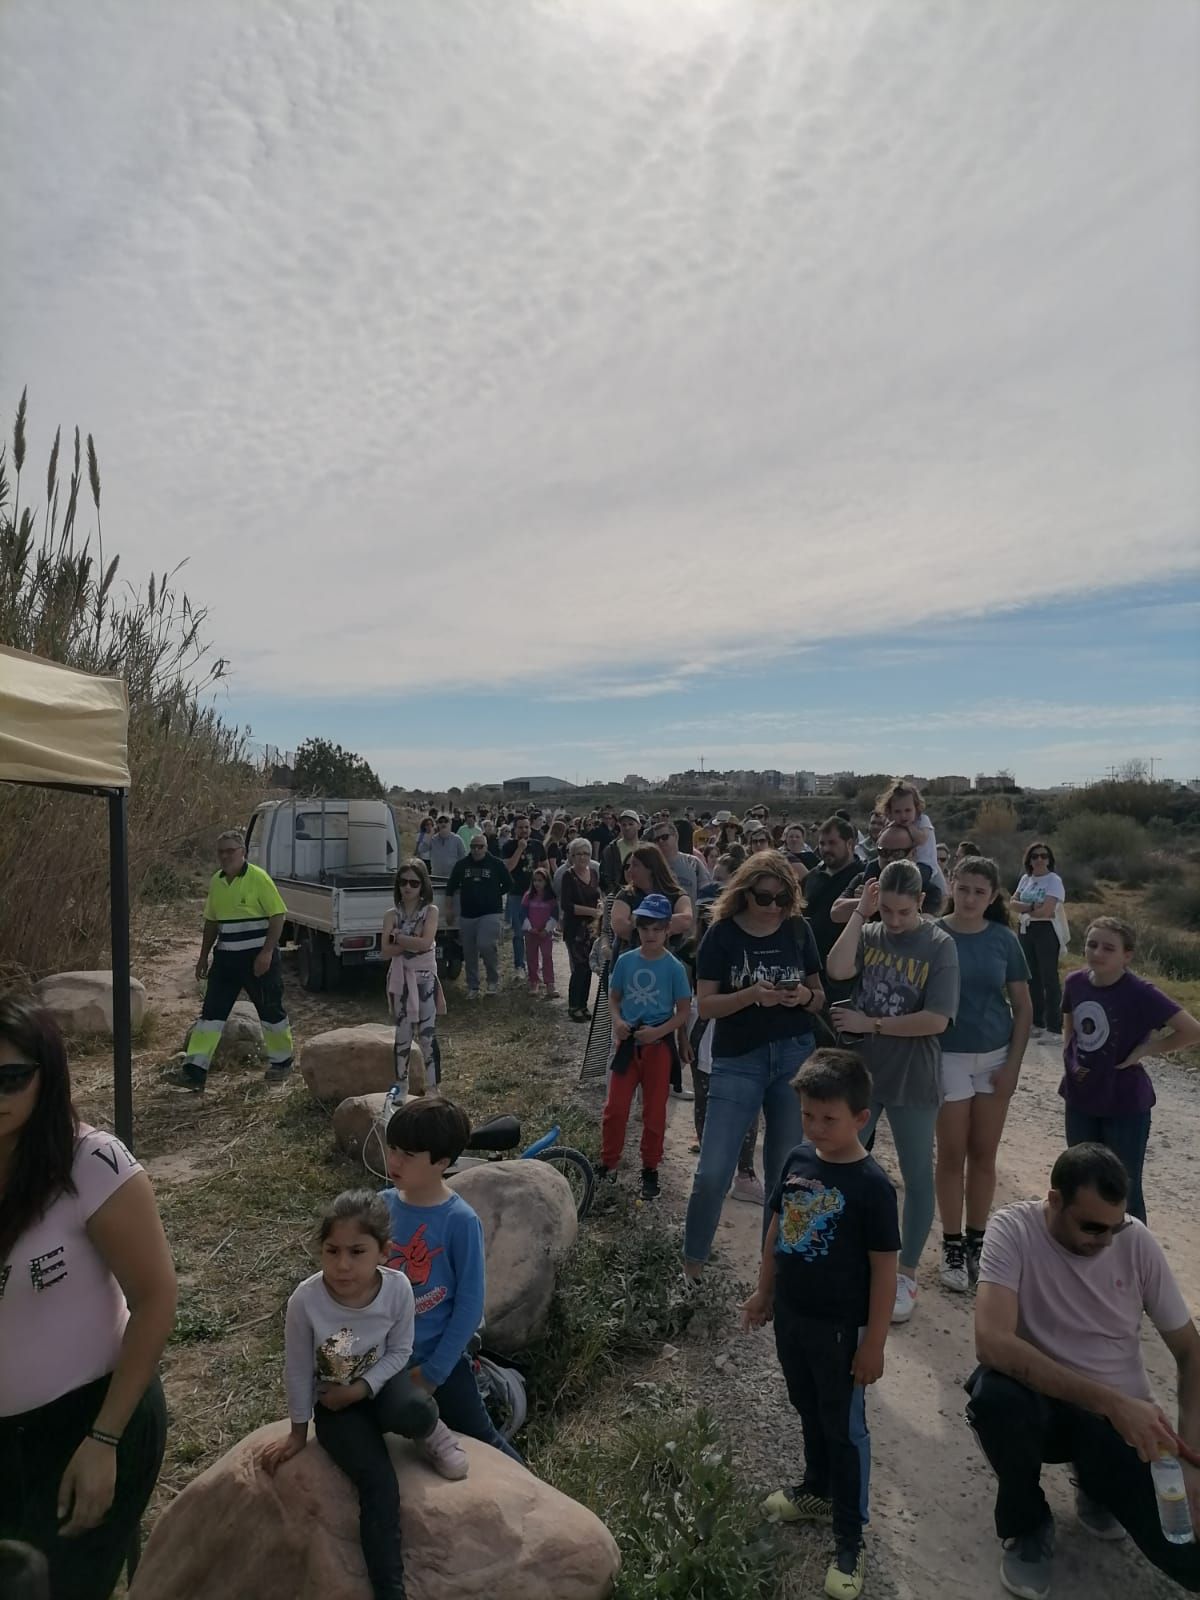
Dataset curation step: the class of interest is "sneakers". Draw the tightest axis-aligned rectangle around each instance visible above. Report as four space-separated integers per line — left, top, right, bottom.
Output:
688 1140 701 1155
1074 1485 1125 1540
419 1419 469 1481
824 1544 865 1600
891 1273 918 1323
1000 1517 1054 1600
669 1084 696 1101
466 990 481 1002
641 1167 660 1201
264 1064 292 1087
940 1238 969 1293
730 1172 766 1205
569 1007 589 1023
543 988 560 1000
965 1233 984 1287
486 981 501 997
762 1485 833 1524
593 1163 616 1184
163 1063 206 1092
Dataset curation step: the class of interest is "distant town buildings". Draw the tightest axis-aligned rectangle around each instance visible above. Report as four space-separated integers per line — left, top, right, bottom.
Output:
501 775 576 794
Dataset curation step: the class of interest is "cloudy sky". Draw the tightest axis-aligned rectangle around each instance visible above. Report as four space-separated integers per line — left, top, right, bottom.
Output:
3 0 1197 788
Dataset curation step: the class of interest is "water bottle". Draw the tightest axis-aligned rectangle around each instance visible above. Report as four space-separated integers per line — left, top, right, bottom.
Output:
1151 1453 1195 1545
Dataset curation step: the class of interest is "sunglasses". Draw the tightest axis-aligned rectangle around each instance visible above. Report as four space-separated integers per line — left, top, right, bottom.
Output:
1076 1217 1130 1237
750 889 791 908
0 1063 38 1095
651 833 672 843
879 846 910 860
1030 851 1050 860
398 877 422 888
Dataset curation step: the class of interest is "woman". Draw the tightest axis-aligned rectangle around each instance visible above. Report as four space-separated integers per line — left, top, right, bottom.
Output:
695 839 719 876
781 823 815 876
683 853 824 1275
1012 842 1066 1038
715 815 743 854
382 858 442 1092
542 819 570 875
934 858 1031 1292
559 838 601 1021
745 822 773 856
0 998 176 1598
935 842 951 878
609 845 693 956
826 862 959 1324
415 816 435 862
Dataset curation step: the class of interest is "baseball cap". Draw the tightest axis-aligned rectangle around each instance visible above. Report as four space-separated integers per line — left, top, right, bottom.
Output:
633 892 673 922
619 808 641 821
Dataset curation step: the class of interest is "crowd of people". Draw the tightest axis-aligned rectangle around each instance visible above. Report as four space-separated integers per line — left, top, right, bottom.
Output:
3 783 1200 1600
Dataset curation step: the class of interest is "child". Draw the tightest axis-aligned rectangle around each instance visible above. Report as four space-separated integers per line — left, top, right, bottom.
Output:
521 867 559 997
1061 916 1200 1224
260 1190 467 1600
740 1049 900 1600
0 1543 49 1600
877 779 945 910
382 1098 524 1463
601 892 692 1200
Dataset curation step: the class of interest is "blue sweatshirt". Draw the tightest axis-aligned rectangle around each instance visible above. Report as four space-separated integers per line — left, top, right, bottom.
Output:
379 1188 486 1387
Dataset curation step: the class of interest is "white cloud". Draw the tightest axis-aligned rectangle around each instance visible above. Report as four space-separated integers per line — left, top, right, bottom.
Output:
2 0 1197 697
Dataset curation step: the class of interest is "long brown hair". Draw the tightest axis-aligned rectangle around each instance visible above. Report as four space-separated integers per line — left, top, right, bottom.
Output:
710 851 803 924
625 844 682 901
393 857 433 906
0 997 79 1262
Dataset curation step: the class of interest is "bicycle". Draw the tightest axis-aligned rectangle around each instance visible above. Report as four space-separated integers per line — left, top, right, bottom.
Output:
447 1112 596 1220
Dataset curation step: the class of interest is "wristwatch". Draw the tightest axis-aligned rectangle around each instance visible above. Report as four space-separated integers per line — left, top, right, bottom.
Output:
872 1018 883 1036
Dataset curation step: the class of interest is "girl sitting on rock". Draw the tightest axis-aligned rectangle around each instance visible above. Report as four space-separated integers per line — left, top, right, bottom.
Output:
260 1190 468 1600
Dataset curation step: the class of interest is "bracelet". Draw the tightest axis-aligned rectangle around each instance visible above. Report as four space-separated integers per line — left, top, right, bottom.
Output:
88 1427 121 1447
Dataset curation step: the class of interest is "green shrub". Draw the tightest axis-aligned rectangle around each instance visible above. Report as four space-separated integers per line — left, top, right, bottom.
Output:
1137 923 1200 982
1058 779 1183 826
1053 813 1148 881
1159 882 1200 933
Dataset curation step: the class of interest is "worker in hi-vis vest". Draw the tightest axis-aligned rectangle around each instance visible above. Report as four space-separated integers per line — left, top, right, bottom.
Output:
165 828 295 1091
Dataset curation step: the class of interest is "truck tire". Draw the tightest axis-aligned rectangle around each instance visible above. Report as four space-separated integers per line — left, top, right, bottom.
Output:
298 932 327 993
322 942 342 991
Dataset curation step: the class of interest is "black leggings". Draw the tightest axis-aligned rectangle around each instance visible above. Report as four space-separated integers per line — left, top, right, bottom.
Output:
0 1374 167 1600
1020 921 1062 1030
566 940 592 1011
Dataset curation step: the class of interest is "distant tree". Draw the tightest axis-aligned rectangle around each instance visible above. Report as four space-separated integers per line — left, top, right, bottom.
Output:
293 737 384 798
1117 758 1148 782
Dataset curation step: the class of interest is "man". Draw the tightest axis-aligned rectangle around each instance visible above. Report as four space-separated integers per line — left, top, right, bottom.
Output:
600 809 644 891
588 806 617 858
860 811 885 865
457 810 482 845
167 830 294 1091
674 810 696 855
829 823 936 926
782 820 819 872
445 833 515 998
969 1143 1199 1598
647 821 707 918
428 814 467 879
500 815 546 979
799 817 863 982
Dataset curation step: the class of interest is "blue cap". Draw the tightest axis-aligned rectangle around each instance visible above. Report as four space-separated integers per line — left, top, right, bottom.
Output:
634 892 673 922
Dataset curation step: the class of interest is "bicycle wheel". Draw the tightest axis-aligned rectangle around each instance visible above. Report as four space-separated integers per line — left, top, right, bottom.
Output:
535 1145 595 1220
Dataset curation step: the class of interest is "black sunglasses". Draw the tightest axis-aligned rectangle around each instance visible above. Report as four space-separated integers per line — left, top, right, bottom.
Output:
879 846 910 860
0 1063 38 1095
398 877 422 888
1077 1217 1131 1236
651 833 672 843
1030 851 1050 860
750 889 791 908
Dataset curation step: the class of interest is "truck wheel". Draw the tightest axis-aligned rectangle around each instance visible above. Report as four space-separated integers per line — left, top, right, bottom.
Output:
322 943 342 991
298 933 327 993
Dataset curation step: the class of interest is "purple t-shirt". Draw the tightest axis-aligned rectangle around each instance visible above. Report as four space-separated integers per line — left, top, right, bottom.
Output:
1059 968 1180 1117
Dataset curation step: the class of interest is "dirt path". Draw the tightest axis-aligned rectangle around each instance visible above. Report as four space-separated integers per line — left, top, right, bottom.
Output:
652 1041 1200 1600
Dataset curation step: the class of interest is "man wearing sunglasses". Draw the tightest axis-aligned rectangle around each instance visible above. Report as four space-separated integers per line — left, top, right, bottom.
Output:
646 822 708 917
968 1142 1200 1598
830 824 937 929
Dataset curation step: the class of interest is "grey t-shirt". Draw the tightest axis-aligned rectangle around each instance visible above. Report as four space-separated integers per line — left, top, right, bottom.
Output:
852 919 959 1107
428 832 467 879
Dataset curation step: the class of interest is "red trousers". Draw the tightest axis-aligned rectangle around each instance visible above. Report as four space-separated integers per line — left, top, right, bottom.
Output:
601 1040 672 1171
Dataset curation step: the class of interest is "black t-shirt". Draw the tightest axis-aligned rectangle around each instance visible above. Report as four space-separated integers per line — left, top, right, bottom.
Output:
501 836 546 894
445 854 514 917
674 818 695 853
801 861 863 964
695 916 822 1057
786 848 819 872
769 1143 900 1324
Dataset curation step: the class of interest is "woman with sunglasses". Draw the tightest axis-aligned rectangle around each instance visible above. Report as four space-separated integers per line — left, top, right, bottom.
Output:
383 858 442 1092
609 846 692 958
0 997 176 1598
745 823 773 856
683 854 824 1276
1013 842 1067 1038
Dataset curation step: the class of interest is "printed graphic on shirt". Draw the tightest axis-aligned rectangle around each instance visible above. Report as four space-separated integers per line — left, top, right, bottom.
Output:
315 1325 381 1386
726 949 804 990
777 1176 846 1260
387 1224 449 1316
859 945 930 1017
1072 999 1112 1054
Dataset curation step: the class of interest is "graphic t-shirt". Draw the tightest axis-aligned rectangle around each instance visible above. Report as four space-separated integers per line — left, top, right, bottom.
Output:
1060 968 1180 1116
283 1268 415 1422
0 1127 142 1415
1014 871 1066 910
937 920 1030 1054
610 948 692 1027
852 921 959 1106
501 836 546 895
769 1143 900 1325
445 853 514 917
381 1189 486 1387
696 916 822 1057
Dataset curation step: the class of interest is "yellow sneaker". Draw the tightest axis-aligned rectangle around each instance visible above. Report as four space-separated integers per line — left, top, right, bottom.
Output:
824 1545 865 1599
761 1486 832 1523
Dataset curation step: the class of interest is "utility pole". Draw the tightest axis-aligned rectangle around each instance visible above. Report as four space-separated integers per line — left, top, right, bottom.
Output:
700 754 705 773
1148 756 1162 781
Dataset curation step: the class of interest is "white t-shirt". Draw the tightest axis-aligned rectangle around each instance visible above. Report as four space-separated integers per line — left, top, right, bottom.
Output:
911 816 946 893
0 1126 142 1415
1015 872 1066 910
284 1267 415 1423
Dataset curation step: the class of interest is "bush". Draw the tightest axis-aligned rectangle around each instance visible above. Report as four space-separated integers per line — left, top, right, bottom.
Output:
1159 883 1200 932
1058 779 1183 826
975 797 1017 835
1053 813 1148 882
1137 923 1200 982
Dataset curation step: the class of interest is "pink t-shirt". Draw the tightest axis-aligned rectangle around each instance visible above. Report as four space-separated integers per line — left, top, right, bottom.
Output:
0 1126 142 1415
979 1199 1190 1401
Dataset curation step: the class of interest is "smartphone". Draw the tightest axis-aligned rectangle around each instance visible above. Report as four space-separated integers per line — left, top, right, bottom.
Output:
777 978 800 991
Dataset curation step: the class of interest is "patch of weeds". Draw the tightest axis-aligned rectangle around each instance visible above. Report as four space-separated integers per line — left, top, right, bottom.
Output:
537 1408 784 1600
170 1303 232 1344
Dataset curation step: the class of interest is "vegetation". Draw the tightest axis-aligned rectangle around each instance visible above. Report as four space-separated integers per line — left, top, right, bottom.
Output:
292 735 385 798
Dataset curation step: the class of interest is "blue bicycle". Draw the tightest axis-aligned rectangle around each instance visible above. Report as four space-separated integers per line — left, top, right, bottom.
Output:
448 1113 595 1219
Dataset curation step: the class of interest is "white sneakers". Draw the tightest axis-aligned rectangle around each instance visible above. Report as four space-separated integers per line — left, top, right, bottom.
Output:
730 1172 766 1205
940 1239 970 1294
891 1273 918 1323
420 1420 469 1480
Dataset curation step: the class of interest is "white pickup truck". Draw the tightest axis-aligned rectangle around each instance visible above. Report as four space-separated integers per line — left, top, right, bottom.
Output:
244 798 463 990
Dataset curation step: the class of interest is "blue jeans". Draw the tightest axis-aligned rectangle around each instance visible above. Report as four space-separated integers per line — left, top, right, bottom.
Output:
683 1034 815 1265
427 1355 524 1465
505 894 526 970
1064 1107 1152 1224
862 1103 938 1272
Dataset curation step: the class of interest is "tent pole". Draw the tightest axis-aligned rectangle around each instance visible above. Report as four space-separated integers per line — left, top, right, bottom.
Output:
109 789 134 1148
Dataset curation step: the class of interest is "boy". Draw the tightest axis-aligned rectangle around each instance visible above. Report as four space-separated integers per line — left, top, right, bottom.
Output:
381 1098 523 1463
741 1050 900 1600
600 892 692 1200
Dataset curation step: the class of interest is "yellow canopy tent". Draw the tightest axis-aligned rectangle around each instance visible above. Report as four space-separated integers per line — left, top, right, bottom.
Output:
0 643 135 1144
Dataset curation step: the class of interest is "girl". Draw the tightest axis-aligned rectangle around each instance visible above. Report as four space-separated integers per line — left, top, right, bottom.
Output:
0 998 175 1600
382 859 442 1094
935 858 1032 1292
1061 917 1200 1224
683 854 825 1275
521 867 559 997
559 838 602 1021
415 817 434 862
877 780 945 912
1012 842 1067 1038
260 1190 467 1600
826 861 960 1323
542 819 570 875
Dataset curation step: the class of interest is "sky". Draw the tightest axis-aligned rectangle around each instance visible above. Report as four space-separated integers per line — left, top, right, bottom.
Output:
2 0 1197 790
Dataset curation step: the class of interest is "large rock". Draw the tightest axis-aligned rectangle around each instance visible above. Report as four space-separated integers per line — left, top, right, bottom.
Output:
333 1085 425 1160
128 1427 619 1600
301 1024 396 1100
446 1162 577 1353
214 1001 264 1063
33 970 146 1037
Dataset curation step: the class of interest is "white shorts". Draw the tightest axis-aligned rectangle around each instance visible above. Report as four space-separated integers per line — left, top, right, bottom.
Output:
940 1047 1009 1103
